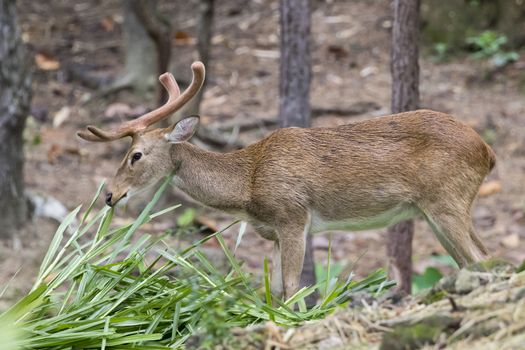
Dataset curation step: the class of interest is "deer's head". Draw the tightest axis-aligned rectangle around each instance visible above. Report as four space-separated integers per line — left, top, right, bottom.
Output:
77 62 205 206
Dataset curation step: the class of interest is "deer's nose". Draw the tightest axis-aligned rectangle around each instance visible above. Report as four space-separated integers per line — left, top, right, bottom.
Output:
105 192 113 206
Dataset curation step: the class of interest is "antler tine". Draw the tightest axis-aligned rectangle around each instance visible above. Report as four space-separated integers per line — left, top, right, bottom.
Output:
159 72 181 102
76 61 206 142
76 129 108 142
133 61 205 129
76 123 134 142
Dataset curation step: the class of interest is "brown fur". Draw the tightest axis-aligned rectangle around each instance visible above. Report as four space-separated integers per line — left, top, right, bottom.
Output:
102 109 494 299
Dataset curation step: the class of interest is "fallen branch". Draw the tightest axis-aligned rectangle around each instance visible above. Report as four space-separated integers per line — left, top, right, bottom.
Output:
66 63 113 90
195 125 248 150
312 101 381 117
213 101 382 132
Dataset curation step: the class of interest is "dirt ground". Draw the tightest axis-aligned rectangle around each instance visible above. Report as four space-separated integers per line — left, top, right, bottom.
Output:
1 0 524 305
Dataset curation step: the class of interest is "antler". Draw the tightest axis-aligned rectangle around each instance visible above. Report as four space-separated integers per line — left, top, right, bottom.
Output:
77 61 205 142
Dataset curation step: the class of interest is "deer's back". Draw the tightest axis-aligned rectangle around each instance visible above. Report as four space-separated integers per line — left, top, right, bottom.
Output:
245 110 494 224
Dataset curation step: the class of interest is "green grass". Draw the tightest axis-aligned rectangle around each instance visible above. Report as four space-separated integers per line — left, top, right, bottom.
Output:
1 174 394 349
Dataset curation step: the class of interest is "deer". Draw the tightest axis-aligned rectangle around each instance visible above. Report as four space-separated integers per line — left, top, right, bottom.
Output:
78 61 495 300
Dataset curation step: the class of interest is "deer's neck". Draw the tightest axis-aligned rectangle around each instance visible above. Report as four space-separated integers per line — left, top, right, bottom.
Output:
170 143 252 213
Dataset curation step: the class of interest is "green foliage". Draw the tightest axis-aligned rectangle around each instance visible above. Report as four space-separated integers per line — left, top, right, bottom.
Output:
189 292 240 349
0 176 394 349
467 258 514 273
315 262 344 291
0 315 23 350
429 254 459 269
380 315 459 350
466 31 519 67
176 207 197 229
263 257 275 322
516 260 525 274
412 267 444 294
466 31 507 57
432 42 449 62
23 116 42 146
412 255 458 294
421 289 447 305
481 128 497 145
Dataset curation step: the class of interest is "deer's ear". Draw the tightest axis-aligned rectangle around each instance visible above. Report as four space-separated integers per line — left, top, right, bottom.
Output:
166 115 200 143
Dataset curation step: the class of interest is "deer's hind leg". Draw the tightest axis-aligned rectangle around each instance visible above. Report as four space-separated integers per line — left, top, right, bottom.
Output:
421 203 489 267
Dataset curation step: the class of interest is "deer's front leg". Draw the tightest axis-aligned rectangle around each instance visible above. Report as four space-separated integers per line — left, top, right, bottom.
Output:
271 241 283 297
250 223 284 297
278 224 307 300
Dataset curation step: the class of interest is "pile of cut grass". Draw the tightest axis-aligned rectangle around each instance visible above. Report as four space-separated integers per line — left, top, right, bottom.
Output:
0 175 394 349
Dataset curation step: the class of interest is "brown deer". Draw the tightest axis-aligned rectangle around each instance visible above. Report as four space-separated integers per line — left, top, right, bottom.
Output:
78 61 494 299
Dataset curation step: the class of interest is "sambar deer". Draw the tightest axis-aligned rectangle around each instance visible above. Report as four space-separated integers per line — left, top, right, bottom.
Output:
78 61 494 299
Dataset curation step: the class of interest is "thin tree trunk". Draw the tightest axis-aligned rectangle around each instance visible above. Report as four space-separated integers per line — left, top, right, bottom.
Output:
388 0 420 295
130 0 172 105
279 0 311 128
174 0 216 156
0 0 31 239
279 0 316 304
108 0 170 103
185 0 214 116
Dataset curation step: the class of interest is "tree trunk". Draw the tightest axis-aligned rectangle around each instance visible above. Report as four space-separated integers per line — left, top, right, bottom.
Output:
184 0 214 116
109 0 171 103
279 0 311 128
0 0 31 239
388 0 420 294
279 0 316 304
129 0 172 105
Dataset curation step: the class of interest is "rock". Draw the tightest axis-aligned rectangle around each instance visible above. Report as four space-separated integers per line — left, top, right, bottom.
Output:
52 106 70 128
312 235 330 250
501 233 520 248
509 270 525 287
454 269 481 294
27 191 78 233
317 335 344 349
360 66 378 78
513 286 525 302
380 315 460 350
516 260 525 274
434 274 457 293
467 258 515 273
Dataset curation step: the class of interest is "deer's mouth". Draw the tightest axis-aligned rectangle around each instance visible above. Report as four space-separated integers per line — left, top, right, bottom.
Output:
115 193 129 207
106 192 128 207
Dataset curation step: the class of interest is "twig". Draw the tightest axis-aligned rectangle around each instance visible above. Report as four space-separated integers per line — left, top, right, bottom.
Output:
448 297 464 312
195 125 248 150
212 101 382 133
66 63 113 89
311 101 381 117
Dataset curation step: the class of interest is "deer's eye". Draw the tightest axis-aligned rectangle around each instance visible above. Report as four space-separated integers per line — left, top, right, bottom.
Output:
131 152 142 165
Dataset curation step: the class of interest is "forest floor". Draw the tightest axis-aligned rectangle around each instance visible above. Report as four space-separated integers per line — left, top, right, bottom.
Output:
215 261 525 349
1 0 525 347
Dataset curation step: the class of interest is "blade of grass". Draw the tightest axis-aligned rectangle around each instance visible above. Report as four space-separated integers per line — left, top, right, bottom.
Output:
234 221 247 255
215 233 255 293
35 205 82 286
81 181 105 224
171 302 181 343
263 257 275 322
325 232 332 297
1 284 47 321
